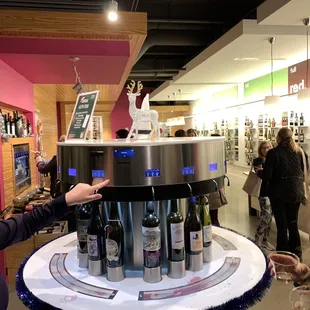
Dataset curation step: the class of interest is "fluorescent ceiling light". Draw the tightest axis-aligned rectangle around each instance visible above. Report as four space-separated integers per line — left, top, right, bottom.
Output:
234 57 287 61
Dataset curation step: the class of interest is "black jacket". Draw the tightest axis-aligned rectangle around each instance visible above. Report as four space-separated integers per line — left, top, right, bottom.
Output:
263 143 309 203
37 156 57 196
253 157 268 197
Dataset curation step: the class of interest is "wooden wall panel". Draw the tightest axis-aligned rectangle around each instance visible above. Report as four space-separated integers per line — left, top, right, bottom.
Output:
34 85 58 159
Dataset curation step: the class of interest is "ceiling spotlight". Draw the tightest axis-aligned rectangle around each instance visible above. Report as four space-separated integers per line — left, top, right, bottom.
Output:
108 0 118 22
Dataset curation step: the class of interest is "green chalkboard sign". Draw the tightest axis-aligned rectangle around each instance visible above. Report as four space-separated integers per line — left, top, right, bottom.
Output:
66 90 99 140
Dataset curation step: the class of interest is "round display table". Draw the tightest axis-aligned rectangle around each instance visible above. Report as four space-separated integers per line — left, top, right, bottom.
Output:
17 227 271 310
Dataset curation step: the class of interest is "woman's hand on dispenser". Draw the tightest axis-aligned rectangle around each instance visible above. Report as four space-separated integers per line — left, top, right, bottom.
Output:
65 180 110 206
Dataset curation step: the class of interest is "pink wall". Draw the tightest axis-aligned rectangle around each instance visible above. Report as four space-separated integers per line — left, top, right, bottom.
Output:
110 88 153 138
0 60 34 280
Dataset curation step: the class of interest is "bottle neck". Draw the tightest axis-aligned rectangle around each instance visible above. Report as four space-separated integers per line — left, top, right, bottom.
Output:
171 200 178 213
146 202 155 214
91 202 101 217
188 202 197 214
109 202 119 220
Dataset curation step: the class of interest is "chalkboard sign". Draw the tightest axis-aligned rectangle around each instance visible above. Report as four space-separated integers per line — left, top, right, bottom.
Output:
66 90 99 140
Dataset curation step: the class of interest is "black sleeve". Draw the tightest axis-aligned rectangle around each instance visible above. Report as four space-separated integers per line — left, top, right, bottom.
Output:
263 149 276 181
0 195 69 251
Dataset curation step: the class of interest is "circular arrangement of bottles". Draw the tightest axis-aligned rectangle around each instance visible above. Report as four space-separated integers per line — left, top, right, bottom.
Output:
75 197 212 284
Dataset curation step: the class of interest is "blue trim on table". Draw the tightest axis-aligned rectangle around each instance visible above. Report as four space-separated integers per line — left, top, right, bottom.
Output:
16 227 272 310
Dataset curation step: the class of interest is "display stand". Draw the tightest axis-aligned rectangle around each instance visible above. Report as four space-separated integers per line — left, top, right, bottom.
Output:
17 226 271 310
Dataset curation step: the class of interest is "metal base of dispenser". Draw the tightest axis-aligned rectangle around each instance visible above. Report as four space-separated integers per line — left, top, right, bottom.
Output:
78 252 88 269
107 266 125 282
203 246 212 263
168 260 186 279
143 266 162 283
88 259 104 276
187 253 203 272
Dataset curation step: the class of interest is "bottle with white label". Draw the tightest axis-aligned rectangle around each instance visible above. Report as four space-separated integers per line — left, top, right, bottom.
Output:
142 201 162 283
167 199 185 278
184 197 203 271
198 196 212 262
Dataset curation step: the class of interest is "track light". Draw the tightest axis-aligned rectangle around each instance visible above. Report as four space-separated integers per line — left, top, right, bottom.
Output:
108 0 118 22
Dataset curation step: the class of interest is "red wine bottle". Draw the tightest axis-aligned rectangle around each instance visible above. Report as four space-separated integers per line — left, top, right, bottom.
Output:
167 200 184 262
106 202 124 268
142 202 161 269
87 202 105 276
184 197 203 270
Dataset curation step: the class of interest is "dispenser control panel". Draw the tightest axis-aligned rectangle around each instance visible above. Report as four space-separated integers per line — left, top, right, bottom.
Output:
114 149 134 159
68 168 77 177
92 170 105 178
145 169 160 177
209 163 218 171
182 166 195 175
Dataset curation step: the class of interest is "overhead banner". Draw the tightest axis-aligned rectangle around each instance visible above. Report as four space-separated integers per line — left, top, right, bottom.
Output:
66 90 99 140
288 60 310 94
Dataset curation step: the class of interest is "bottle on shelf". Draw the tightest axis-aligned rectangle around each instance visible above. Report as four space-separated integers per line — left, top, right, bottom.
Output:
290 111 294 126
300 130 305 143
142 201 162 283
87 202 105 276
22 116 27 137
184 197 203 272
268 118 272 127
268 130 272 141
249 142 253 153
15 111 22 137
271 130 276 142
197 196 212 263
271 118 276 127
295 113 299 127
300 113 304 126
167 199 185 279
294 129 299 143
27 119 32 136
76 203 92 268
9 114 16 137
105 202 125 282
0 109 5 136
4 114 10 136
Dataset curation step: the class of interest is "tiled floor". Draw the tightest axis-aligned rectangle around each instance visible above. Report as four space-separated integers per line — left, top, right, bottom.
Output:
7 164 309 309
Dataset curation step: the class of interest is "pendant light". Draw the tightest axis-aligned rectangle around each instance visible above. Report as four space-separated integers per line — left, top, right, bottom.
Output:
264 37 280 106
298 18 310 102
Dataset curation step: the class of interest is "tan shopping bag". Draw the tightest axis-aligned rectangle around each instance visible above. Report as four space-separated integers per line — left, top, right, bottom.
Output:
242 167 262 198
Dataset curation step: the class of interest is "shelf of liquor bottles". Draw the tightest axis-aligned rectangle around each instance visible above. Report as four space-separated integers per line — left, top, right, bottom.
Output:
0 108 33 141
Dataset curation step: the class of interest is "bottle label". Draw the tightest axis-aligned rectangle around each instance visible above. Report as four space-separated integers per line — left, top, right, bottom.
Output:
190 230 203 252
87 234 100 258
77 219 89 242
203 225 212 243
11 125 15 136
106 238 119 261
170 222 184 250
142 226 161 251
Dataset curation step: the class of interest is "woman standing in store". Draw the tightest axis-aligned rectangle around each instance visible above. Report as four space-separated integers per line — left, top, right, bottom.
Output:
261 128 308 259
253 141 275 251
187 128 198 137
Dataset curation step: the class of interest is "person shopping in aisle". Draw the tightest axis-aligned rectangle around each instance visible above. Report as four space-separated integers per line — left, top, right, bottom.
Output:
0 179 109 310
187 128 198 137
253 141 275 251
261 128 308 259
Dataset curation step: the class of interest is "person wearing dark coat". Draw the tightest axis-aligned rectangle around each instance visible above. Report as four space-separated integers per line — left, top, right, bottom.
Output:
261 128 308 259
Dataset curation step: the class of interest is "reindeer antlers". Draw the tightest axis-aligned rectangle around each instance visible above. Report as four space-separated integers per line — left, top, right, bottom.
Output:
126 80 143 95
127 80 136 94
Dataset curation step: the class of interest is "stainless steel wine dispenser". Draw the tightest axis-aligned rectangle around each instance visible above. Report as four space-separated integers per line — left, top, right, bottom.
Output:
58 137 226 278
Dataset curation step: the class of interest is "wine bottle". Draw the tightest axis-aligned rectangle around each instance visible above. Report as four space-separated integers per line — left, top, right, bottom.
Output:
290 111 294 126
0 109 5 136
87 202 105 276
300 113 304 126
142 202 161 268
184 197 203 271
295 129 299 142
197 196 212 262
167 200 184 262
106 202 125 282
27 119 32 135
295 113 299 126
15 111 22 137
22 116 27 137
76 203 92 268
300 130 305 143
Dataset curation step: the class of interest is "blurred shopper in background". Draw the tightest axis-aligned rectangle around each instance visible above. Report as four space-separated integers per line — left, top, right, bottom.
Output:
115 129 129 139
261 128 308 259
187 128 198 137
253 141 275 251
175 129 186 137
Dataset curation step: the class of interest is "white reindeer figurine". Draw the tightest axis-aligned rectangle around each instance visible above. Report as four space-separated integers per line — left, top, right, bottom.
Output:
126 80 160 141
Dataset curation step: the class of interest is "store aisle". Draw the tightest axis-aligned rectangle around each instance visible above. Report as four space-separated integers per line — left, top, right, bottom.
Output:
7 164 309 309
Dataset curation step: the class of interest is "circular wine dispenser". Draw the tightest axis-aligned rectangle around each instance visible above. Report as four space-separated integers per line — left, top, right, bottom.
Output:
28 137 267 309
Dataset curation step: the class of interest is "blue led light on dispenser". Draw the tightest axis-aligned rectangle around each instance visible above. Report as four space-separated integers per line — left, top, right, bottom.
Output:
182 166 195 175
145 169 160 178
114 149 135 159
209 163 218 171
92 170 105 178
68 168 77 177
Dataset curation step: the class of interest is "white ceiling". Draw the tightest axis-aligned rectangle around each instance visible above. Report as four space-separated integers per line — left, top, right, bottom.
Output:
258 0 310 26
150 1 310 102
